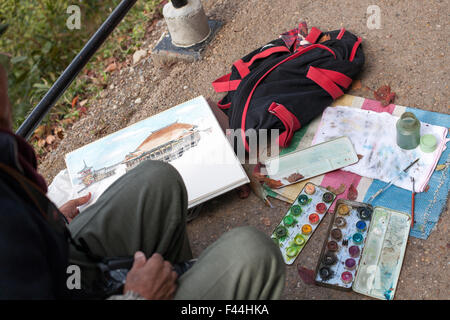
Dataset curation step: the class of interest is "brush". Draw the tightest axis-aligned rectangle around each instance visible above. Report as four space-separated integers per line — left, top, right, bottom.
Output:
367 158 420 203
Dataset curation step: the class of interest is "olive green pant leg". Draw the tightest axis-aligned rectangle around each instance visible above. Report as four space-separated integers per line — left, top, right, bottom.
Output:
175 226 286 300
68 160 192 288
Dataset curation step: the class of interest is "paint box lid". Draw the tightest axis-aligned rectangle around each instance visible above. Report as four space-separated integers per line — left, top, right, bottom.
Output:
420 134 438 153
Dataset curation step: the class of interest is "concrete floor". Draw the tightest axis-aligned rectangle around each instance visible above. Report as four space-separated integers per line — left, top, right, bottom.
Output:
39 0 449 299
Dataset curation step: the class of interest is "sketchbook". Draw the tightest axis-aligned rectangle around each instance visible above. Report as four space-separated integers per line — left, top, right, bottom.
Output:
64 96 249 209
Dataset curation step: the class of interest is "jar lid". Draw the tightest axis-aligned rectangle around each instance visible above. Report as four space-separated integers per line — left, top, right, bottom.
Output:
420 134 438 153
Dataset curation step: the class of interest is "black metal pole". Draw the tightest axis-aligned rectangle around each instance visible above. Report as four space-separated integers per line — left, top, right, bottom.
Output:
16 0 138 140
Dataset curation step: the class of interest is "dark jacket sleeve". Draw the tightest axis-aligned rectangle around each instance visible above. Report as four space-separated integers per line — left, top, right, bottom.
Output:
0 198 56 299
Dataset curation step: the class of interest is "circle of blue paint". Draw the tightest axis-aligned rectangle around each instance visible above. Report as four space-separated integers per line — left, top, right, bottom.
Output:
352 233 364 244
356 221 367 232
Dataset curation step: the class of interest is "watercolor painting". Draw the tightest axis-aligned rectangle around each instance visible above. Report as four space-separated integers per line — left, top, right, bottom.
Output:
65 96 248 208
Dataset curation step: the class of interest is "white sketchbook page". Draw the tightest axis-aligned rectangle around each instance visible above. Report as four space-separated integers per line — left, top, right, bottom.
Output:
63 96 248 210
312 106 448 192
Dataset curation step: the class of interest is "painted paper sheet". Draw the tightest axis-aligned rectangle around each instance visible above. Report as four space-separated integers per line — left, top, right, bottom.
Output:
312 106 448 192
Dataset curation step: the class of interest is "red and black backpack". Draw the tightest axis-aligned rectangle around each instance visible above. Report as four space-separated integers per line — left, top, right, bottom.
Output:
212 26 364 152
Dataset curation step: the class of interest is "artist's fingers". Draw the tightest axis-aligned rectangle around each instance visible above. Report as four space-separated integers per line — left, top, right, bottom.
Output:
131 251 147 269
71 192 91 207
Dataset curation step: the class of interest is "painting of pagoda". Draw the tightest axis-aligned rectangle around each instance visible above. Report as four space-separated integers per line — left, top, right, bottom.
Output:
122 122 201 171
76 122 201 189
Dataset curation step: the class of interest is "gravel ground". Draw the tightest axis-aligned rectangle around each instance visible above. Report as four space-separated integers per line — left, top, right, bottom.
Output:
39 0 449 299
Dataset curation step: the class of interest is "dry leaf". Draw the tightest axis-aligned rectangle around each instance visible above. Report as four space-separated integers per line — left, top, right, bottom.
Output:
284 172 304 183
54 127 64 139
261 217 271 227
351 80 362 90
436 164 447 171
319 34 331 43
104 62 117 73
327 183 346 195
253 171 267 182
265 178 284 189
424 185 430 192
374 85 396 107
37 139 46 148
71 96 79 109
347 184 358 201
45 135 56 145
237 184 251 199
79 99 88 107
357 154 364 160
61 118 74 126
297 266 315 285
34 125 47 138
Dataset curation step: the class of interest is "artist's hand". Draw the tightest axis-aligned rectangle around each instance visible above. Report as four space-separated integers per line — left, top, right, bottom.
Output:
124 252 178 300
0 64 12 130
58 193 91 223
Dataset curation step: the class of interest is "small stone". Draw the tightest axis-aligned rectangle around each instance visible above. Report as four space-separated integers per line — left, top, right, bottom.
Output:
183 85 188 90
135 98 142 104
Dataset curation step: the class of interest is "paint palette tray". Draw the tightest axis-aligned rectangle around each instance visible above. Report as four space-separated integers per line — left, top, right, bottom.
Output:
314 199 373 290
263 136 358 188
314 200 411 300
271 183 336 265
352 207 410 300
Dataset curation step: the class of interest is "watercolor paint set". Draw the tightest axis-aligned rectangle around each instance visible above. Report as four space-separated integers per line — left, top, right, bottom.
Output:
314 199 411 300
272 183 336 265
314 199 373 289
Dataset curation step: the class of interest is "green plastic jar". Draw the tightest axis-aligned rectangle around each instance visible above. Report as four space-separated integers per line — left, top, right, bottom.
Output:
396 112 421 150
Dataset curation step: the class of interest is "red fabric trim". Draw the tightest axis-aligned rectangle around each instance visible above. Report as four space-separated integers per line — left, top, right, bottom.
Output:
307 66 344 99
240 44 336 152
337 28 346 40
349 37 362 62
217 99 231 110
305 27 322 44
312 67 352 89
268 103 301 147
212 73 241 93
233 46 291 78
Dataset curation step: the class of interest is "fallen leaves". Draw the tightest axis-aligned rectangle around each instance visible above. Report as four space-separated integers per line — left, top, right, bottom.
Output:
260 217 271 227
327 183 347 195
237 184 251 199
347 184 358 200
31 92 90 161
351 80 362 90
374 85 396 107
297 266 316 285
284 172 304 183
435 164 447 171
265 178 284 189
253 170 284 188
104 62 117 73
45 135 56 145
319 34 331 43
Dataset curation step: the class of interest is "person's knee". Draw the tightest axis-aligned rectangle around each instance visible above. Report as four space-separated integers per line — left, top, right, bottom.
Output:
133 160 185 190
226 226 284 267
